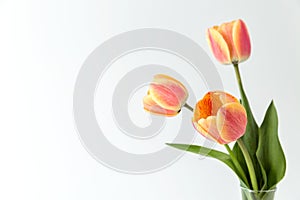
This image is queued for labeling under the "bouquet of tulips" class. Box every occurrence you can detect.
[143,19,286,200]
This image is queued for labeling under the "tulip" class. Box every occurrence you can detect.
[207,19,251,65]
[193,91,247,144]
[143,74,188,116]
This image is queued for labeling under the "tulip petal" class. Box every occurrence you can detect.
[217,21,240,63]
[149,74,188,111]
[193,91,238,122]
[232,19,251,63]
[153,74,188,104]
[207,28,231,64]
[194,116,227,144]
[218,91,239,104]
[149,84,181,111]
[143,95,178,116]
[216,102,247,143]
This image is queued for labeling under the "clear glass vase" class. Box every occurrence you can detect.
[241,187,276,200]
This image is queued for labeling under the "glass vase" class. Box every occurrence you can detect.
[241,187,276,200]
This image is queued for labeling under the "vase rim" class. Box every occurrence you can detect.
[240,186,277,193]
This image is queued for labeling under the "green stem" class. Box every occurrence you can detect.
[237,139,258,191]
[233,63,244,95]
[224,144,250,187]
[183,103,194,112]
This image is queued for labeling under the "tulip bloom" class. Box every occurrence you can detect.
[143,74,188,116]
[207,19,251,65]
[193,91,247,144]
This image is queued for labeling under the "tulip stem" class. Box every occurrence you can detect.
[233,64,248,101]
[233,64,245,95]
[183,103,194,112]
[237,139,259,191]
[224,144,250,188]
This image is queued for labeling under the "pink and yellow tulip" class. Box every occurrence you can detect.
[207,19,251,65]
[193,91,247,144]
[143,74,188,117]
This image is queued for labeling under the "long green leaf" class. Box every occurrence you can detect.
[256,101,286,189]
[167,143,233,168]
[233,93,263,187]
[166,143,249,183]
[257,157,268,190]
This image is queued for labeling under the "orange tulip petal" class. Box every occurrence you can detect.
[143,95,178,116]
[193,122,216,142]
[193,91,238,122]
[194,116,227,144]
[149,84,181,111]
[232,19,251,63]
[152,74,188,104]
[193,92,213,122]
[218,91,239,104]
[216,102,247,143]
[218,21,239,62]
[207,28,231,64]
[149,74,188,111]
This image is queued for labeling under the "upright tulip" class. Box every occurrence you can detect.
[143,74,188,117]
[207,19,251,65]
[193,91,247,144]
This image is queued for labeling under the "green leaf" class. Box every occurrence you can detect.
[166,143,233,168]
[239,95,259,156]
[232,65,266,189]
[256,101,286,189]
[166,143,246,182]
[257,157,268,190]
[232,89,263,188]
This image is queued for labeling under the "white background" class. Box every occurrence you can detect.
[1,0,299,199]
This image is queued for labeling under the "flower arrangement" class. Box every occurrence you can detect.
[142,19,286,200]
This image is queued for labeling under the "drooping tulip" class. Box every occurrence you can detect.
[207,19,251,65]
[143,74,188,117]
[193,91,247,144]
